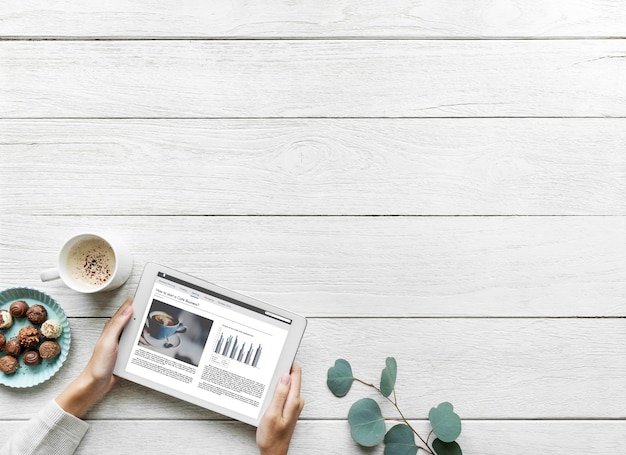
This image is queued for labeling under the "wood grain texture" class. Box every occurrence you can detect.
[0,420,624,454]
[1,215,624,318]
[2,0,625,38]
[2,119,625,216]
[2,40,626,118]
[0,318,623,420]
[1,0,625,451]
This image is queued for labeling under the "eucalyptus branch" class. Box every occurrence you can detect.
[352,376,434,454]
[327,357,462,455]
[383,388,433,454]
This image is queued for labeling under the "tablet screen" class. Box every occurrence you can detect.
[115,265,303,424]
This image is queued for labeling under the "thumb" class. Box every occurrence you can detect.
[101,298,133,343]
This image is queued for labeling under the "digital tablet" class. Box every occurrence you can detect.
[114,262,307,426]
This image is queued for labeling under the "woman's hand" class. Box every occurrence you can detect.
[56,297,134,418]
[256,363,305,455]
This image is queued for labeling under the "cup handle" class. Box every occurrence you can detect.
[40,268,60,282]
[177,325,187,334]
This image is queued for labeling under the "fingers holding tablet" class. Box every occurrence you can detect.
[257,363,304,455]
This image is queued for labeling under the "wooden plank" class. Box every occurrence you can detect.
[2,40,626,118]
[0,420,624,454]
[2,119,625,216]
[75,420,626,455]
[76,420,626,454]
[0,318,623,420]
[1,215,624,318]
[1,1,625,38]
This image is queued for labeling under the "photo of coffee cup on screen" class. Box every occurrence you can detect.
[148,311,186,340]
[139,300,213,367]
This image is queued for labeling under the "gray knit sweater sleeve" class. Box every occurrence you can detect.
[1,399,89,455]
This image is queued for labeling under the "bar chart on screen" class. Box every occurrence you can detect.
[213,328,263,368]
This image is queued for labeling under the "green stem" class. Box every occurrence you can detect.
[383,418,432,453]
[354,378,434,455]
[354,377,376,388]
[386,393,433,455]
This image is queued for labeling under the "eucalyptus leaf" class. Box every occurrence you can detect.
[380,357,398,398]
[348,398,386,447]
[383,424,418,455]
[327,359,354,397]
[433,439,462,455]
[428,402,461,443]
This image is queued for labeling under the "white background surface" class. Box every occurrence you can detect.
[1,1,625,453]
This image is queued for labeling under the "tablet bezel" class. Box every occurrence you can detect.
[113,262,307,426]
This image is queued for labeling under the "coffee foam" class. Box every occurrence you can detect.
[153,313,176,326]
[66,238,116,288]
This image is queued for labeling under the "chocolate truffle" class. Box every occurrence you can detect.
[0,309,13,329]
[6,338,22,357]
[26,304,48,325]
[0,333,5,352]
[39,340,61,359]
[0,355,19,374]
[9,300,29,318]
[23,350,41,366]
[41,319,63,339]
[18,326,41,348]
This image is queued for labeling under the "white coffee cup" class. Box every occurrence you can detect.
[40,233,133,293]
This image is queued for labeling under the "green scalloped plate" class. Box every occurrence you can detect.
[0,287,71,388]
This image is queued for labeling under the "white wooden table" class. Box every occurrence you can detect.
[1,2,625,453]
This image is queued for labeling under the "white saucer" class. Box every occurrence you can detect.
[142,327,181,350]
